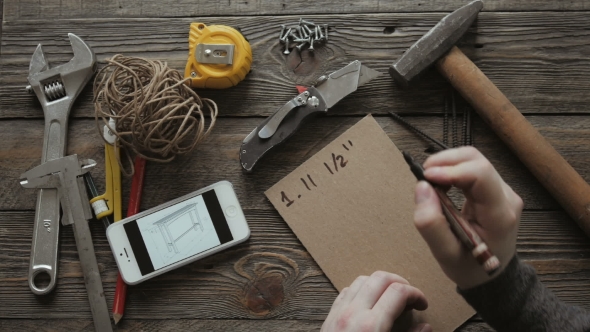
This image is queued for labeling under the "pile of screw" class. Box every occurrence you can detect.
[279,19,329,55]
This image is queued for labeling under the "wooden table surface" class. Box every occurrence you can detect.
[1,1,590,331]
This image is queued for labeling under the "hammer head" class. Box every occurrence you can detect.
[389,0,483,87]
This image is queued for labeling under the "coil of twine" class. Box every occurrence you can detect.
[93,54,218,175]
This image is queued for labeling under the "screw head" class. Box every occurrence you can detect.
[204,49,212,56]
[308,96,320,107]
[191,72,197,77]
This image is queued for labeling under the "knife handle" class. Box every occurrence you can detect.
[240,87,327,172]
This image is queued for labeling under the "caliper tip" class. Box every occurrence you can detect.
[19,176,41,188]
[81,159,97,169]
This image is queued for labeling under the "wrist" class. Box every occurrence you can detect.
[457,254,518,291]
[453,245,517,290]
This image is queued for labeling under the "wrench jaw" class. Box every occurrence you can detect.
[29,44,49,77]
[27,33,97,109]
[68,33,97,73]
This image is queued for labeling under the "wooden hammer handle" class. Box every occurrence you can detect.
[436,46,590,236]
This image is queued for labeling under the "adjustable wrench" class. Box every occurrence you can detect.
[20,155,113,332]
[25,34,96,294]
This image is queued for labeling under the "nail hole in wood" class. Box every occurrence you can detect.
[383,27,396,34]
[475,43,484,48]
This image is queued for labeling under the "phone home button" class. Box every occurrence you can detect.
[226,206,238,218]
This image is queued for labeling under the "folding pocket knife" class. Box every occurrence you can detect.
[240,60,381,172]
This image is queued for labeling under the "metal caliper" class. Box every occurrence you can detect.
[20,155,113,331]
[25,34,96,294]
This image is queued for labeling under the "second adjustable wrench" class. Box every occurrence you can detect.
[26,33,96,295]
[20,156,113,332]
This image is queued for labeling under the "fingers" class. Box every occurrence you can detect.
[423,158,506,208]
[423,146,480,168]
[326,273,429,332]
[413,181,463,262]
[330,287,348,311]
[372,282,428,323]
[340,276,368,304]
[351,271,410,309]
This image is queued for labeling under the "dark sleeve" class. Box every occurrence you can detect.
[458,255,590,332]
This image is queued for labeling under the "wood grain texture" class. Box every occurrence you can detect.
[0,319,324,332]
[2,12,590,118]
[0,319,499,332]
[2,115,589,212]
[0,0,3,53]
[3,0,590,20]
[1,210,589,323]
[3,1,590,330]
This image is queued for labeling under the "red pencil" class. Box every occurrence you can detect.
[113,156,147,324]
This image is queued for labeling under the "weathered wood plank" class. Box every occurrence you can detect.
[2,12,590,118]
[0,318,499,332]
[2,115,589,211]
[3,0,590,21]
[1,210,589,321]
[0,319,324,332]
[0,0,4,50]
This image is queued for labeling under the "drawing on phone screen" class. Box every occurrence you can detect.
[152,203,204,254]
[138,195,221,269]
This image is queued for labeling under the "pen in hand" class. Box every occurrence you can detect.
[403,151,500,275]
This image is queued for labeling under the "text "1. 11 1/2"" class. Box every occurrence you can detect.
[280,140,354,207]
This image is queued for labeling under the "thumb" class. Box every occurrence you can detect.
[413,181,462,262]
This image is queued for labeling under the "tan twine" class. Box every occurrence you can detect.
[93,54,218,175]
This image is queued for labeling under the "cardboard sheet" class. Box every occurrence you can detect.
[265,115,474,331]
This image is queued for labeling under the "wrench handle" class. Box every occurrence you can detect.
[28,189,60,294]
[42,116,69,161]
[29,113,70,295]
[436,46,590,235]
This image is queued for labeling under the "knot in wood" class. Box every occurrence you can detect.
[234,252,300,316]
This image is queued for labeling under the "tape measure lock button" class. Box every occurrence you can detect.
[196,44,235,65]
[185,23,252,89]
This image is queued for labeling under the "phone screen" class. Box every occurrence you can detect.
[123,189,234,275]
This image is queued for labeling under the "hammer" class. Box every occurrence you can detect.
[390,0,590,236]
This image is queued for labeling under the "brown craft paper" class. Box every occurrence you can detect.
[266,115,474,331]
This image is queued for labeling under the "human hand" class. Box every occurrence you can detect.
[321,271,431,332]
[413,147,522,290]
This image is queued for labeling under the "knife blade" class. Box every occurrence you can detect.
[239,60,381,172]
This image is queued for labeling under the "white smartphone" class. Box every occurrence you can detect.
[106,181,250,285]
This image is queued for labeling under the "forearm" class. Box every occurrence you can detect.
[459,255,590,332]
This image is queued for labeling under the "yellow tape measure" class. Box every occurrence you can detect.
[184,23,252,89]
